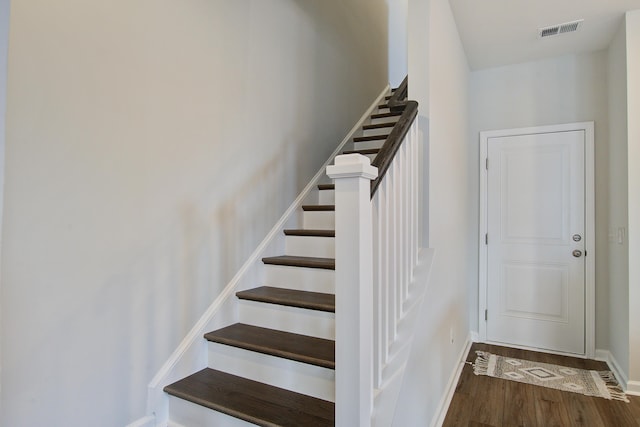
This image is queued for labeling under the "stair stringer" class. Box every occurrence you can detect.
[145,85,390,427]
[372,248,435,427]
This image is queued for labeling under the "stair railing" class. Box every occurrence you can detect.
[327,91,419,427]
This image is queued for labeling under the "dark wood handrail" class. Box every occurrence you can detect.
[387,76,408,112]
[370,99,418,197]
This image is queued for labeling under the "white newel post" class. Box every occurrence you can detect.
[326,154,378,427]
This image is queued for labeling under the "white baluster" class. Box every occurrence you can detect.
[397,147,406,306]
[414,122,420,261]
[410,124,417,273]
[402,146,408,300]
[389,162,399,340]
[372,192,383,387]
[394,160,402,325]
[381,176,391,365]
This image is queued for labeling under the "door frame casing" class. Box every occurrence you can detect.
[478,122,595,358]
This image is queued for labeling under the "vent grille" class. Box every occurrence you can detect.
[539,19,583,38]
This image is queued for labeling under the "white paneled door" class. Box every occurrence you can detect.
[485,130,586,355]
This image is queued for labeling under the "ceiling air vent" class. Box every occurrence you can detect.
[538,19,583,39]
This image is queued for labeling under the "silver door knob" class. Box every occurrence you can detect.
[573,250,583,258]
[572,234,582,242]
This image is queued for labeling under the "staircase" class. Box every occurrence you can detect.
[152,80,427,427]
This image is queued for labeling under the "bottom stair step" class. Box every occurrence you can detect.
[165,368,335,427]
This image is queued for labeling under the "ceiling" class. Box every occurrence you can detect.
[449,0,640,70]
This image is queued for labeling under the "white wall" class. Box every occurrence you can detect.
[0,0,388,425]
[469,52,610,349]
[388,0,408,87]
[0,0,9,405]
[393,0,471,424]
[607,20,630,380]
[625,9,640,389]
[407,0,429,117]
[407,0,430,246]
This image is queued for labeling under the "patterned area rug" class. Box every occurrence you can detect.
[473,351,629,403]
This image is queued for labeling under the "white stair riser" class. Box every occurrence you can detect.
[303,211,335,229]
[238,300,335,340]
[363,153,377,162]
[264,264,335,294]
[318,189,335,205]
[207,343,335,402]
[354,139,385,151]
[370,115,400,125]
[376,107,391,114]
[168,397,254,427]
[362,127,394,137]
[285,235,335,258]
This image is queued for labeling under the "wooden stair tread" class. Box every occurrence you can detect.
[371,111,402,120]
[363,122,396,130]
[262,255,335,270]
[317,184,334,190]
[343,148,380,155]
[164,368,335,427]
[302,204,335,211]
[378,103,389,109]
[205,323,335,369]
[284,229,335,237]
[353,134,389,142]
[236,286,335,312]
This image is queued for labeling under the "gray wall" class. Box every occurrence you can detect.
[394,0,472,423]
[0,0,388,424]
[388,0,409,86]
[625,9,640,388]
[469,51,610,349]
[607,19,629,379]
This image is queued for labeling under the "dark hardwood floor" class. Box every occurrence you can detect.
[443,343,640,426]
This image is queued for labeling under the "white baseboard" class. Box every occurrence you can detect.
[469,330,479,343]
[430,333,473,427]
[126,415,155,427]
[627,380,640,396]
[595,348,629,392]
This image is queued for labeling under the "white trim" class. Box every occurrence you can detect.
[0,0,11,399]
[145,85,391,426]
[478,122,596,358]
[126,416,155,427]
[478,132,488,342]
[595,348,630,392]
[627,381,640,396]
[430,334,473,427]
[584,122,596,359]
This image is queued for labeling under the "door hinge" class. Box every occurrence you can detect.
[485,309,488,321]
[485,158,489,170]
[585,250,587,257]
[485,233,488,245]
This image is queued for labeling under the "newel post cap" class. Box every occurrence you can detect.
[326,154,378,180]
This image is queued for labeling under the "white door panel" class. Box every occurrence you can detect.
[486,131,585,355]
